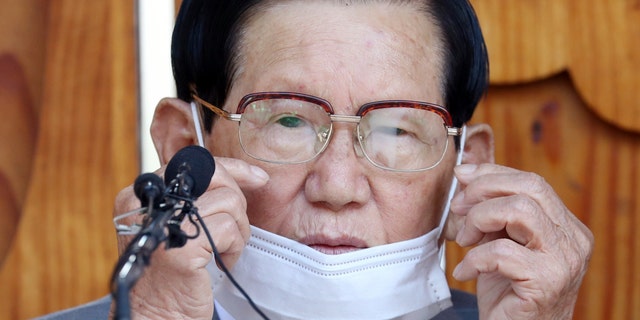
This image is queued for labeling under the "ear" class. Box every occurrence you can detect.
[441,123,494,242]
[461,123,495,165]
[150,98,200,165]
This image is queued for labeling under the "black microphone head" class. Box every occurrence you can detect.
[164,145,215,198]
[133,172,165,207]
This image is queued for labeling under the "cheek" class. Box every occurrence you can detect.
[243,166,307,233]
[209,122,302,230]
[379,147,458,241]
[378,176,450,241]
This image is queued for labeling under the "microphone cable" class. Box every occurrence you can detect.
[190,206,271,320]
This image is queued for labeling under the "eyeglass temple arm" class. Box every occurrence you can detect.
[191,94,242,122]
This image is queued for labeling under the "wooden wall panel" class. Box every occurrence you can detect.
[567,0,640,133]
[469,0,568,83]
[0,0,46,267]
[470,0,640,132]
[0,0,138,319]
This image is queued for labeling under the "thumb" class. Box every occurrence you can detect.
[214,157,270,190]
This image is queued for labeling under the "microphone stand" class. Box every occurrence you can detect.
[111,178,194,320]
[111,197,176,320]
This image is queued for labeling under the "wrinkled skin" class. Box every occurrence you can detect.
[445,164,593,319]
[110,2,593,319]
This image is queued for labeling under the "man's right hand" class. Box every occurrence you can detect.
[110,156,269,320]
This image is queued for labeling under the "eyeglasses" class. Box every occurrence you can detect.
[192,92,461,172]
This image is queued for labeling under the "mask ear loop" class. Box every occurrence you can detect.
[191,101,206,148]
[437,124,466,270]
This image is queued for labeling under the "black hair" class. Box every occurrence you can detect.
[171,0,489,131]
[424,0,489,128]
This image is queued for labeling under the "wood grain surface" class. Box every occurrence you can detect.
[0,0,44,268]
[0,0,138,318]
[470,0,640,132]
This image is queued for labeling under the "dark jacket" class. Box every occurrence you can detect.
[36,289,478,320]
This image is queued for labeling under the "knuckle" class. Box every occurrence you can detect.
[215,213,240,234]
[521,172,549,194]
[582,228,595,252]
[467,238,517,263]
[488,238,520,257]
[573,231,594,274]
[510,194,539,215]
[219,187,248,212]
[113,185,137,214]
[555,221,594,270]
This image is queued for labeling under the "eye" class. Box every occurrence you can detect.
[373,126,410,136]
[275,114,305,128]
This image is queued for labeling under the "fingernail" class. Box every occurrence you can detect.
[455,164,477,175]
[251,165,270,181]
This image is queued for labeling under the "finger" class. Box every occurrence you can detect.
[195,177,252,242]
[442,211,465,242]
[160,183,251,270]
[452,163,593,254]
[452,238,538,282]
[452,238,572,314]
[182,211,248,268]
[453,164,595,289]
[452,164,565,223]
[114,184,138,214]
[196,158,265,243]
[455,194,554,249]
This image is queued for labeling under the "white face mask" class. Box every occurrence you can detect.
[208,127,467,320]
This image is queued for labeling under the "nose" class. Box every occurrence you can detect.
[304,124,371,211]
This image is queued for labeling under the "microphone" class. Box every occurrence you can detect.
[164,145,215,198]
[112,145,215,235]
[133,173,165,208]
[163,145,215,248]
[113,173,164,235]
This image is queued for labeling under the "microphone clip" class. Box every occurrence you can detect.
[169,164,195,197]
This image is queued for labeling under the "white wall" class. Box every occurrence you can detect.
[137,0,176,172]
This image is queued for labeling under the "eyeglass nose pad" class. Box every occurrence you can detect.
[353,126,365,158]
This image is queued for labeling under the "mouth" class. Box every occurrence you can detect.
[307,244,362,254]
[301,235,368,255]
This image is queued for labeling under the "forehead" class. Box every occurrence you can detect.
[231,1,445,106]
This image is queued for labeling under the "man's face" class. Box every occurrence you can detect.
[208,1,457,253]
